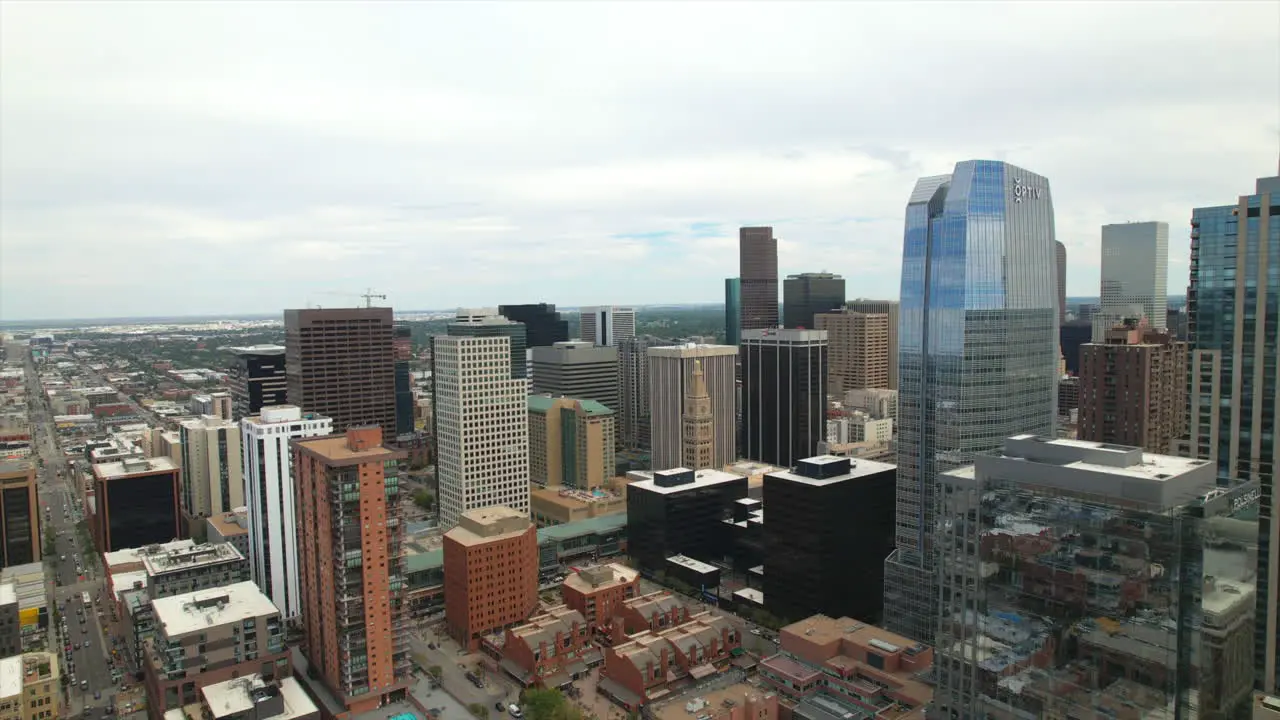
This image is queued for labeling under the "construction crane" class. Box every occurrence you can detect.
[306,289,387,309]
[361,288,387,308]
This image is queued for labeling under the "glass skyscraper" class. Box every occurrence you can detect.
[882,160,1060,644]
[724,278,741,345]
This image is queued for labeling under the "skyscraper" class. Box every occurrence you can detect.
[724,278,741,346]
[227,345,287,420]
[782,272,845,330]
[618,335,654,450]
[1093,221,1170,340]
[814,309,890,395]
[0,462,39,568]
[647,344,738,470]
[882,161,1060,644]
[447,309,527,380]
[740,328,828,468]
[578,306,636,347]
[284,307,396,444]
[530,341,620,413]
[1184,174,1280,694]
[1055,240,1067,325]
[498,303,570,348]
[739,227,779,331]
[393,323,414,436]
[845,299,900,390]
[433,335,530,529]
[680,361,715,470]
[178,415,243,539]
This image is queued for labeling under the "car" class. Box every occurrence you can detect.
[81,680,88,690]
[495,702,505,712]
[84,640,90,649]
[509,705,522,718]
[749,628,761,636]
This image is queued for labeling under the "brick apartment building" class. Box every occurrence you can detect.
[599,611,741,710]
[611,591,694,642]
[443,506,539,650]
[1079,320,1188,454]
[497,605,595,688]
[560,564,639,637]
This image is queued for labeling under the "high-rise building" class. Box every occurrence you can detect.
[1060,319,1093,374]
[578,307,636,347]
[434,335,530,529]
[284,307,396,444]
[1055,240,1067,325]
[0,462,38,568]
[393,323,414,436]
[528,396,616,489]
[178,415,243,539]
[498,304,570,348]
[618,336,654,450]
[625,468,747,573]
[883,161,1060,644]
[241,405,333,620]
[783,272,845,330]
[680,361,715,470]
[1079,320,1187,454]
[1093,221,1170,340]
[814,309,890,395]
[845,299,900,390]
[1184,174,1280,694]
[447,309,528,380]
[91,457,181,552]
[741,329,828,468]
[227,345,287,420]
[530,341,620,413]
[189,392,232,420]
[443,506,538,650]
[292,428,409,712]
[739,227,779,332]
[647,344,738,470]
[724,278,742,346]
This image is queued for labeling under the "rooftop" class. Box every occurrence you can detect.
[528,395,614,416]
[0,583,14,606]
[93,455,177,480]
[292,430,404,464]
[228,345,286,356]
[201,675,317,720]
[510,606,587,650]
[667,555,718,574]
[142,542,244,576]
[650,682,774,720]
[767,455,896,487]
[0,460,33,478]
[446,505,533,546]
[629,467,746,495]
[563,563,638,594]
[245,406,330,426]
[0,656,20,700]
[206,510,249,538]
[646,344,738,357]
[152,581,278,638]
[104,538,197,570]
[1005,435,1210,480]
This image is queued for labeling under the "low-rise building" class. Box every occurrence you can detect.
[162,675,318,720]
[612,591,693,641]
[498,606,593,688]
[0,566,47,651]
[599,611,740,710]
[561,564,639,636]
[204,508,250,560]
[141,541,249,598]
[0,652,59,720]
[530,484,625,528]
[0,586,19,659]
[648,683,777,720]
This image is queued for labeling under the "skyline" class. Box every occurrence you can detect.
[1,2,1277,320]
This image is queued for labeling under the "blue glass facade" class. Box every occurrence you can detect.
[724,277,741,346]
[883,160,1060,644]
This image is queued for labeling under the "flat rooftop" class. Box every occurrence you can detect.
[206,512,249,538]
[104,539,197,569]
[767,456,896,486]
[563,563,639,594]
[1006,435,1210,480]
[292,434,403,463]
[142,542,244,576]
[202,675,316,720]
[650,682,772,720]
[0,583,15,606]
[446,505,533,547]
[0,655,20,700]
[629,467,746,495]
[152,581,278,638]
[93,456,177,480]
[667,555,717,574]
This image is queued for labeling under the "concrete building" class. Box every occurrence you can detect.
[618,335,655,451]
[178,415,243,539]
[783,272,845,330]
[814,309,890,395]
[626,468,747,573]
[180,675,319,720]
[647,344,737,471]
[203,510,250,565]
[141,541,249,599]
[1079,320,1188,454]
[739,227,779,332]
[448,309,528,380]
[189,392,232,421]
[680,361,715,470]
[844,299,899,390]
[0,652,59,720]
[0,463,38,569]
[91,457,181,552]
[528,396,616,489]
[284,307,396,444]
[434,336,530,529]
[226,345,287,421]
[741,329,828,468]
[498,606,593,688]
[826,411,892,446]
[0,568,45,652]
[292,428,409,712]
[843,388,897,422]
[1094,221,1170,340]
[531,341,620,415]
[560,564,640,634]
[578,307,636,348]
[529,484,625,528]
[143,582,288,715]
[443,506,539,650]
[240,406,332,620]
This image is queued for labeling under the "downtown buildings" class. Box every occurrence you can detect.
[178,414,243,539]
[1094,221,1170,339]
[226,345,287,420]
[1079,320,1187,453]
[882,161,1060,644]
[0,462,38,569]
[844,299,900,390]
[499,303,570,349]
[530,341,620,414]
[782,272,845,330]
[814,308,891,396]
[578,307,636,347]
[740,329,828,468]
[447,309,528,381]
[647,344,738,471]
[739,227,779,332]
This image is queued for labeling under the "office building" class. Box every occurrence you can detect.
[1079,320,1187,453]
[528,396,616,489]
[578,307,636,347]
[393,323,414,436]
[741,329,828,468]
[739,227,779,332]
[843,388,897,422]
[0,585,18,658]
[618,336,654,450]
[0,652,59,720]
[783,272,845,330]
[241,406,332,620]
[1185,174,1280,694]
[560,564,640,633]
[932,435,1253,719]
[647,344,737,471]
[844,299,899,391]
[190,675,319,720]
[1094,221,1170,340]
[227,345,287,420]
[499,304,570,348]
[724,278,741,346]
[0,463,37,569]
[143,582,288,714]
[435,336,531,529]
[443,506,538,650]
[625,468,747,573]
[763,456,895,624]
[178,415,243,539]
[292,427,408,712]
[1055,240,1067,325]
[1060,319,1093,374]
[883,161,1060,644]
[91,457,181,552]
[204,508,250,560]
[530,341,620,413]
[814,309,890,395]
[448,309,528,380]
[284,307,396,444]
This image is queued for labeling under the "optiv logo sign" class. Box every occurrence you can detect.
[1012,177,1042,203]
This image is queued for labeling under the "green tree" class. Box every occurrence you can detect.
[468,704,489,720]
[413,489,434,511]
[427,665,442,680]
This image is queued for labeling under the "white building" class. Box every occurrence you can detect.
[826,411,893,445]
[578,306,636,347]
[1094,221,1169,340]
[433,335,530,529]
[240,405,331,620]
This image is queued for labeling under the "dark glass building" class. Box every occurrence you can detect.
[739,227,779,332]
[394,324,414,436]
[1060,319,1093,375]
[91,457,181,552]
[763,456,895,625]
[0,461,39,568]
[724,278,741,346]
[782,272,845,330]
[448,315,527,380]
[227,345,287,420]
[498,304,570,348]
[625,468,747,573]
[740,328,827,468]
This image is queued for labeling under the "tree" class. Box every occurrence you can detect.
[413,489,434,511]
[468,704,489,720]
[523,689,582,720]
[427,665,442,680]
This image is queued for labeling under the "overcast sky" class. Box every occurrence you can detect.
[1,2,1276,320]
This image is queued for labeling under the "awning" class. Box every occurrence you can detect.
[688,664,717,680]
[598,677,643,709]
[730,647,745,657]
[500,658,533,685]
[582,649,604,666]
[566,661,588,677]
[543,671,573,689]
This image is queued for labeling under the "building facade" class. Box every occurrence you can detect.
[434,336,531,529]
[393,323,414,436]
[578,307,636,348]
[1079,320,1188,453]
[741,329,828,469]
[883,161,1060,644]
[681,361,715,471]
[284,307,396,444]
[739,227,779,332]
[783,273,845,330]
[91,457,181,552]
[178,415,243,539]
[724,278,741,346]
[814,309,890,396]
[625,468,747,573]
[647,345,738,471]
[618,336,654,451]
[528,396,616,489]
[499,304,570,348]
[1094,221,1170,340]
[448,310,528,380]
[227,345,287,421]
[844,299,899,391]
[0,463,38,569]
[1055,240,1067,325]
[560,564,640,633]
[443,506,539,650]
[530,341,620,414]
[241,405,333,620]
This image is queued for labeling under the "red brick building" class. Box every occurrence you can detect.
[443,506,539,650]
[599,612,740,709]
[560,564,639,639]
[610,591,692,642]
[1079,320,1187,454]
[498,606,596,688]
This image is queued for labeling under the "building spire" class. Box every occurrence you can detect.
[681,360,715,470]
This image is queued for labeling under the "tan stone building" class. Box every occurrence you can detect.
[815,309,890,396]
[1080,320,1187,454]
[0,652,59,720]
[681,361,715,470]
[528,396,616,490]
